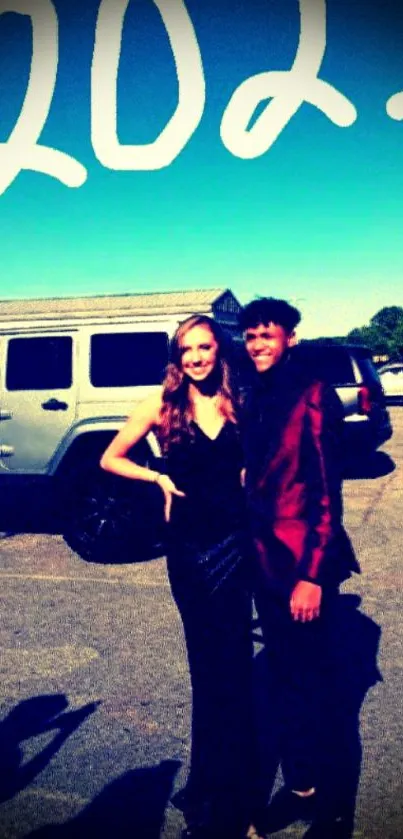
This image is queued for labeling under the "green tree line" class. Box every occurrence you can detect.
[312,306,403,361]
[346,306,403,361]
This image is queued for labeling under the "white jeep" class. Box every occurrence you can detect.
[0,289,241,561]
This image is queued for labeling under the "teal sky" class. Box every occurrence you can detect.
[1,0,403,337]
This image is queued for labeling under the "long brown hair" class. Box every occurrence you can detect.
[158,315,238,454]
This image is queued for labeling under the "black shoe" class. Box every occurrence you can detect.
[172,786,190,812]
[172,783,205,822]
[182,825,252,839]
[255,787,317,834]
[181,828,211,839]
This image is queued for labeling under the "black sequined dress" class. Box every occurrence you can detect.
[165,421,255,834]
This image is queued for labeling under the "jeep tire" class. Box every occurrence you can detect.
[60,437,165,563]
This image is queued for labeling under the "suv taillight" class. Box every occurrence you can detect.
[358,385,372,415]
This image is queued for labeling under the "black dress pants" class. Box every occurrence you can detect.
[167,533,256,834]
[254,585,335,793]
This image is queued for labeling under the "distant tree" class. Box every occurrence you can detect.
[370,306,403,337]
[346,325,389,355]
[300,336,343,345]
[389,319,403,360]
[304,307,403,361]
[346,328,366,346]
[346,306,403,361]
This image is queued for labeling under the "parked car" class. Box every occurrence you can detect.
[293,342,393,456]
[378,362,403,404]
[0,288,241,562]
[237,341,392,458]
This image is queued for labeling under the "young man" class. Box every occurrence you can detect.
[239,298,359,835]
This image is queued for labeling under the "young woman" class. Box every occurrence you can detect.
[100,315,256,839]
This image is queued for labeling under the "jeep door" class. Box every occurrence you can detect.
[0,332,77,473]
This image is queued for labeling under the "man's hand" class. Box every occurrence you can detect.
[290,580,322,622]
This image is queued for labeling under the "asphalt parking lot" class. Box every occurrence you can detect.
[0,408,402,838]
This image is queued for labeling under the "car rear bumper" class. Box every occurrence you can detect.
[343,412,393,452]
[384,394,403,405]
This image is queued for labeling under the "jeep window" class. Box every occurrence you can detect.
[6,336,73,391]
[90,332,169,387]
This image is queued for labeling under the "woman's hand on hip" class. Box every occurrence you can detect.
[156,474,185,522]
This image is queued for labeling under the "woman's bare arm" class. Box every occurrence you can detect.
[100,389,185,521]
[100,390,163,483]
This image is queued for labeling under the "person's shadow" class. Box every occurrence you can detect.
[252,593,382,837]
[343,450,395,480]
[27,759,181,838]
[0,694,99,803]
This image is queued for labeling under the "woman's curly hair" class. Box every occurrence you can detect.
[158,315,239,454]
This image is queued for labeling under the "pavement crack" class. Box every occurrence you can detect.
[361,470,397,526]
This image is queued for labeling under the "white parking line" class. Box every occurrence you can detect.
[0,572,169,586]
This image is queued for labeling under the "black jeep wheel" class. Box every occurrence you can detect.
[63,470,165,563]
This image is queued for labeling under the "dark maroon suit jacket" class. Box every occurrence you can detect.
[241,354,359,594]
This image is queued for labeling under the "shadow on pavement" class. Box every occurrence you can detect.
[27,759,181,839]
[252,593,382,837]
[343,450,395,480]
[0,695,99,803]
[0,479,165,564]
[0,481,63,536]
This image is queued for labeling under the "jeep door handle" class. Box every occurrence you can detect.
[0,409,12,420]
[42,398,69,411]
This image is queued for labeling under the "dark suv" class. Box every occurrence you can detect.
[294,342,393,455]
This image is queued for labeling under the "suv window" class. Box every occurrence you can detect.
[6,336,73,391]
[90,332,169,387]
[359,357,382,385]
[296,345,355,385]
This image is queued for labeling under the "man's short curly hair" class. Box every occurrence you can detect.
[238,297,301,334]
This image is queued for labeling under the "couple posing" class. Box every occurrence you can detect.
[101,297,358,839]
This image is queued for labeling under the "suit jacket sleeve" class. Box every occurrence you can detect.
[297,380,344,584]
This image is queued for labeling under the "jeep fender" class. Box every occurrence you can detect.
[49,418,161,477]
